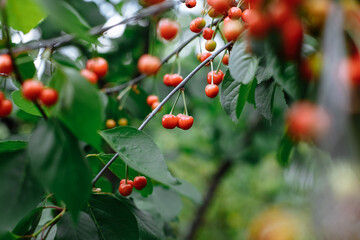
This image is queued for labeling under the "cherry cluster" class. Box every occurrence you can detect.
[106,118,128,129]
[147,94,161,110]
[21,79,58,107]
[118,176,147,197]
[162,113,194,130]
[81,57,109,84]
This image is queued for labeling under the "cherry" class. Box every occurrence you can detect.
[137,54,161,75]
[190,17,206,33]
[205,40,217,52]
[242,9,254,23]
[120,179,134,187]
[80,69,98,84]
[157,19,179,41]
[22,79,44,101]
[286,102,330,141]
[202,28,214,40]
[185,0,196,8]
[247,11,269,38]
[269,1,292,27]
[196,53,202,62]
[39,88,58,106]
[223,20,243,42]
[228,7,242,20]
[223,16,232,25]
[281,17,303,60]
[178,115,194,130]
[119,183,133,196]
[151,101,161,110]
[106,119,116,129]
[207,70,224,85]
[222,54,229,65]
[0,54,13,75]
[133,176,147,190]
[118,118,128,126]
[0,99,12,117]
[147,95,159,106]
[208,8,222,18]
[86,57,108,79]
[200,52,212,66]
[205,84,219,98]
[162,114,178,129]
[170,74,183,87]
[176,113,184,127]
[207,0,236,15]
[163,74,172,86]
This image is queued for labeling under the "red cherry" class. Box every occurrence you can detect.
[80,69,98,84]
[86,57,108,79]
[207,0,236,15]
[242,9,254,23]
[119,183,133,196]
[157,19,179,41]
[222,54,229,65]
[0,54,13,75]
[22,79,44,101]
[205,84,219,98]
[269,1,292,27]
[176,113,184,127]
[163,74,172,86]
[151,101,161,110]
[207,70,224,85]
[39,88,58,106]
[137,54,161,75]
[223,16,232,25]
[178,115,194,130]
[281,17,303,60]
[133,176,147,190]
[170,74,183,87]
[208,8,223,18]
[223,20,243,42]
[185,0,196,8]
[200,52,212,66]
[228,7,242,20]
[190,17,206,33]
[162,114,178,129]
[347,56,360,86]
[147,95,159,106]
[247,11,269,38]
[205,40,217,52]
[120,179,134,187]
[0,99,12,117]
[202,28,214,40]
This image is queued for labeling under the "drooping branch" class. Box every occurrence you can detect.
[91,41,234,186]
[103,19,222,94]
[1,0,48,120]
[0,1,178,55]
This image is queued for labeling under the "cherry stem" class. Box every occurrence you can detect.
[236,0,243,8]
[210,61,214,84]
[215,52,224,73]
[177,56,181,75]
[170,54,178,74]
[211,17,223,40]
[170,90,181,115]
[181,90,188,116]
[125,164,128,184]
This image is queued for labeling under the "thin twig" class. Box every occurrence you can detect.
[102,19,221,94]
[92,41,233,185]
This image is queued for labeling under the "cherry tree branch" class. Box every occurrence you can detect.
[103,19,222,94]
[92,41,233,186]
[0,1,178,55]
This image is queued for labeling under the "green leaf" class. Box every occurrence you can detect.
[277,133,294,167]
[87,194,139,240]
[50,66,105,151]
[273,61,301,100]
[6,0,46,33]
[15,53,36,79]
[0,140,27,153]
[169,179,202,204]
[0,232,16,240]
[0,150,43,232]
[11,90,46,117]
[55,212,99,240]
[229,41,259,84]
[12,207,43,236]
[255,79,276,122]
[36,0,95,43]
[255,62,273,84]
[125,87,152,120]
[99,127,179,186]
[87,154,153,197]
[28,119,92,217]
[220,71,256,122]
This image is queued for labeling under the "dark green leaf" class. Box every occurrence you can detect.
[0,232,16,240]
[169,179,202,204]
[255,63,273,84]
[87,154,153,197]
[11,90,47,117]
[236,79,257,118]
[87,194,139,240]
[15,54,36,79]
[12,207,43,236]
[277,133,294,167]
[255,79,276,122]
[50,66,105,150]
[0,150,43,232]
[64,0,106,27]
[99,127,179,186]
[273,62,301,100]
[55,212,99,240]
[0,140,27,153]
[229,41,259,84]
[6,0,46,33]
[125,87,152,120]
[28,119,92,217]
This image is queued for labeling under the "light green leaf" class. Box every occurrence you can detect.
[0,140,27,153]
[11,90,46,117]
